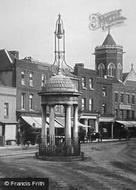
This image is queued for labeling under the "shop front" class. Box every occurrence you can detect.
[99,117,115,139]
[0,122,17,146]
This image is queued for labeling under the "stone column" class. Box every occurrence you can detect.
[73,105,79,155]
[111,122,114,139]
[41,105,47,146]
[65,104,71,146]
[84,119,88,137]
[49,105,55,147]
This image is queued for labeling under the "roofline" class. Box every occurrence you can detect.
[95,45,123,50]
[4,49,13,63]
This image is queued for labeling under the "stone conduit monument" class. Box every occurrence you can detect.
[37,15,81,160]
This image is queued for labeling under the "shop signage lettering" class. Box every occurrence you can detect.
[89,9,126,31]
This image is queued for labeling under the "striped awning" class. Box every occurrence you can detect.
[116,120,136,127]
[21,116,63,128]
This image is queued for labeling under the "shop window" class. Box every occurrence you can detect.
[115,109,118,118]
[120,110,124,120]
[126,110,130,119]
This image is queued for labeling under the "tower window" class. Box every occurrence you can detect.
[108,63,115,77]
[117,63,122,80]
[98,63,105,78]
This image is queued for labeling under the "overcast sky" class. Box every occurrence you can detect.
[0,0,136,72]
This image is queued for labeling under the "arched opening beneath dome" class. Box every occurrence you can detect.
[39,100,80,156]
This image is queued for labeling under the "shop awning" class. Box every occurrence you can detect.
[129,121,136,127]
[0,120,18,124]
[48,116,93,128]
[21,116,63,128]
[116,120,136,127]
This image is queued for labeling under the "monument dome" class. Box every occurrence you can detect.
[43,73,77,93]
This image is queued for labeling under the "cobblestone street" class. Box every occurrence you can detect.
[0,140,136,189]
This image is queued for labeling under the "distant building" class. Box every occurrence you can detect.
[74,32,136,138]
[0,84,17,145]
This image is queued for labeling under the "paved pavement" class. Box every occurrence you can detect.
[0,144,38,157]
[0,140,136,190]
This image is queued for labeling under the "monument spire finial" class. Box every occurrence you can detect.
[131,63,134,70]
[108,27,110,34]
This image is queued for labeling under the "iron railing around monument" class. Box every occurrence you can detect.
[38,138,81,157]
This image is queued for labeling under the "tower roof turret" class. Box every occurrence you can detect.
[102,33,116,46]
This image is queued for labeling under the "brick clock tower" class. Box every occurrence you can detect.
[95,32,124,81]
